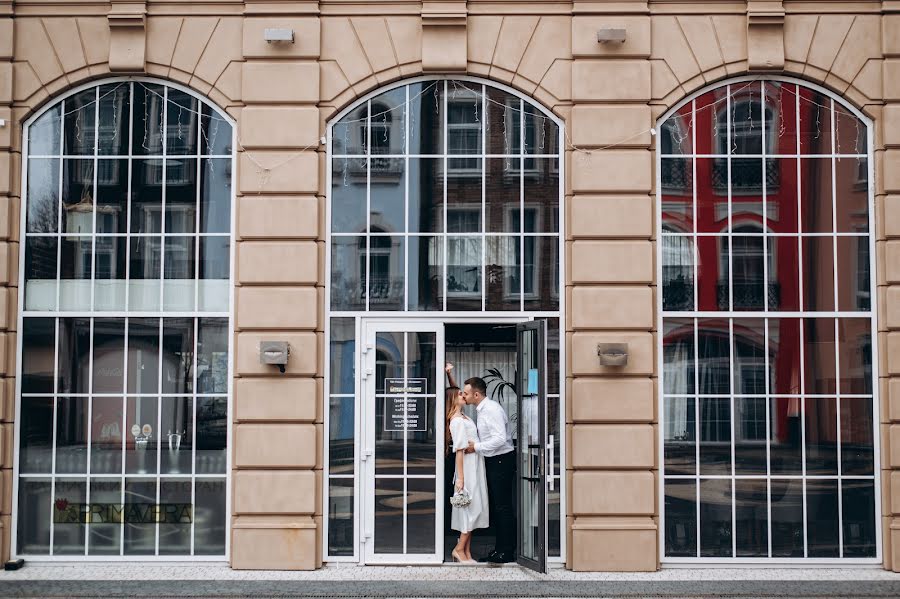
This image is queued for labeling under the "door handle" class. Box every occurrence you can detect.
[547,434,555,491]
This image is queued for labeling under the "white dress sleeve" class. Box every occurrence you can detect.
[449,417,469,453]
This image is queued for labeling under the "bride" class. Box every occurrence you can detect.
[445,363,489,563]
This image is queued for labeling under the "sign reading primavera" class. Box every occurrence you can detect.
[384,378,427,432]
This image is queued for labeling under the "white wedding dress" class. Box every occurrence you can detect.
[449,415,489,533]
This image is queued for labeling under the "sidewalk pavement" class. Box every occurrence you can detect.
[0,563,899,597]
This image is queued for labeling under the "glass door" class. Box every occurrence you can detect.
[362,321,444,564]
[516,320,547,573]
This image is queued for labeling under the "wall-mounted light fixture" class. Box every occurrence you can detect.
[260,341,290,373]
[264,28,295,43]
[597,343,628,367]
[597,27,627,44]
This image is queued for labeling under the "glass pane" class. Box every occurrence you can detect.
[93,236,127,311]
[837,236,870,312]
[95,159,127,233]
[333,103,368,155]
[370,87,406,155]
[59,236,92,311]
[661,159,694,234]
[329,317,355,395]
[798,88,832,154]
[523,236,558,311]
[98,83,130,156]
[327,478,354,556]
[699,478,732,557]
[22,318,55,393]
[834,159,868,233]
[194,478,226,555]
[165,159,198,233]
[330,236,366,311]
[125,397,158,475]
[767,235,800,310]
[664,397,695,475]
[406,477,436,554]
[132,83,165,155]
[765,157,798,234]
[30,105,61,155]
[733,318,766,395]
[17,479,51,554]
[128,318,160,394]
[123,478,157,554]
[329,396,354,475]
[408,235,443,311]
[447,81,481,155]
[485,235,519,311]
[370,167,405,235]
[835,102,866,155]
[331,158,367,234]
[368,236,403,311]
[696,236,727,311]
[88,478,121,555]
[446,236,481,310]
[198,237,230,309]
[57,317,91,394]
[55,396,87,473]
[128,235,161,311]
[408,157,444,233]
[695,158,727,233]
[663,318,695,395]
[447,160,482,233]
[163,236,195,312]
[524,103,558,154]
[373,478,403,553]
[408,330,435,396]
[841,397,874,475]
[24,237,58,311]
[64,89,96,155]
[61,159,94,235]
[408,80,443,155]
[799,158,833,233]
[699,397,731,475]
[196,397,227,474]
[765,82,798,155]
[159,479,192,555]
[92,318,125,393]
[805,397,838,475]
[19,397,54,473]
[768,318,800,395]
[198,318,228,394]
[837,317,872,394]
[486,157,520,233]
[697,319,730,395]
[729,159,764,231]
[374,400,403,476]
[734,479,768,557]
[770,479,804,557]
[842,480,876,557]
[53,478,86,555]
[802,236,835,311]
[199,158,231,233]
[547,318,560,395]
[803,318,836,394]
[806,479,840,557]
[661,101,693,155]
[486,87,519,155]
[132,159,163,234]
[662,236,694,311]
[731,85,764,155]
[734,397,766,475]
[27,158,60,233]
[664,479,697,557]
[406,414,436,470]
[162,318,193,394]
[91,396,123,474]
[166,90,199,155]
[161,397,193,474]
[730,236,764,310]
[770,397,802,475]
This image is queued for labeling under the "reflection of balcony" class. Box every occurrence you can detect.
[370,155,404,178]
[717,281,781,309]
[661,158,692,192]
[712,158,780,193]
[368,275,403,303]
[663,277,694,311]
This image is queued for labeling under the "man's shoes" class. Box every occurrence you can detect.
[477,550,498,563]
[485,551,515,564]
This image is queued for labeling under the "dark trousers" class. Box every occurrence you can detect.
[484,451,516,555]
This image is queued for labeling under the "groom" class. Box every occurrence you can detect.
[462,376,516,564]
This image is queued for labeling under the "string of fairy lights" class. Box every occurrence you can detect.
[33,77,866,194]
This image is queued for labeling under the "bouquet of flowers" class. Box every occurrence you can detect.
[450,487,472,508]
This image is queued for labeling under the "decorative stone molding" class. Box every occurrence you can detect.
[746,0,785,71]
[421,1,466,72]
[107,0,146,72]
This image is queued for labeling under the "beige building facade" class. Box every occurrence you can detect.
[2,0,900,573]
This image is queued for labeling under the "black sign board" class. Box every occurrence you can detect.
[384,378,427,432]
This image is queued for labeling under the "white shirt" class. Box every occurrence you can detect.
[473,398,514,457]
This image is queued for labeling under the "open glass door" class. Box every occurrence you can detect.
[516,320,547,573]
[362,321,444,564]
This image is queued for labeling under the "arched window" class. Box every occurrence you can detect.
[659,78,877,562]
[17,80,234,559]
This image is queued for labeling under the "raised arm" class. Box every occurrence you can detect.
[445,362,457,389]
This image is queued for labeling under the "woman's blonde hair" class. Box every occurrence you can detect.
[445,386,461,455]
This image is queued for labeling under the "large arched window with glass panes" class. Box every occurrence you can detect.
[658,77,878,562]
[15,79,234,559]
